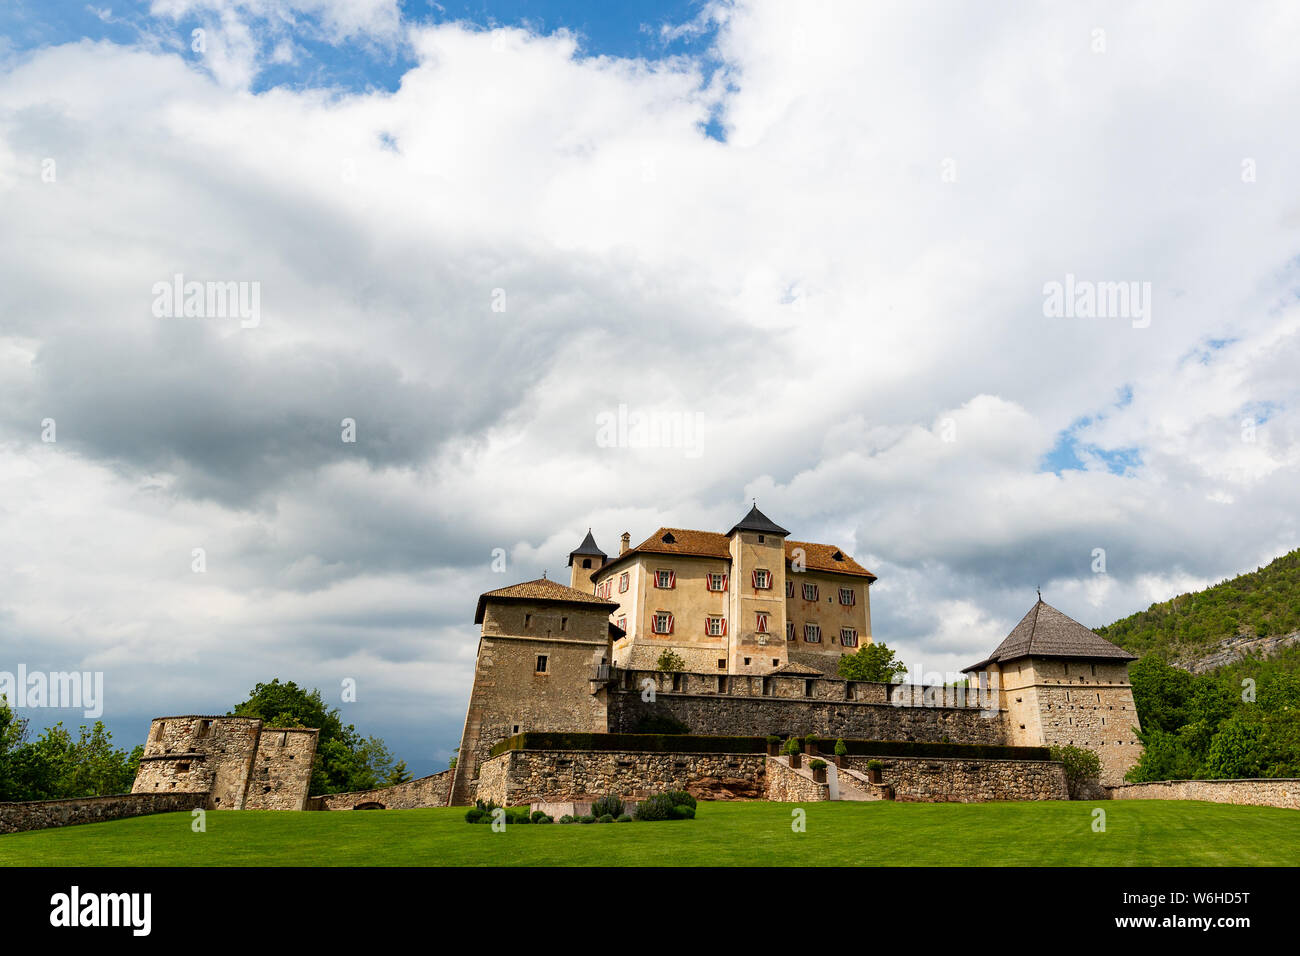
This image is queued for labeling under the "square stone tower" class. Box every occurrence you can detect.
[963,598,1143,785]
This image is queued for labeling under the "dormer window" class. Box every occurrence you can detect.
[752,569,772,590]
[832,550,844,561]
[662,532,676,544]
[655,569,676,589]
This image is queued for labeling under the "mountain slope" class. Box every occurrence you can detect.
[1095,548,1300,663]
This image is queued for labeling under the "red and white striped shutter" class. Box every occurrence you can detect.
[704,617,710,635]
[722,573,729,591]
[668,613,675,634]
[722,617,728,636]
[668,570,676,589]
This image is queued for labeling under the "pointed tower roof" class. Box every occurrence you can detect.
[962,599,1137,672]
[725,503,790,537]
[566,529,607,566]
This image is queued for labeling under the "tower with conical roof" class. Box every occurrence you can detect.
[725,502,791,675]
[963,597,1142,786]
[567,530,607,591]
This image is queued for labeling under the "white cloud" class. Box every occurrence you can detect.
[3,2,1300,771]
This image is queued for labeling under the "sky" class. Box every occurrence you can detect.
[2,1,1299,777]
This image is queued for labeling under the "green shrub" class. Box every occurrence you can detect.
[598,814,615,823]
[634,794,675,821]
[834,738,848,756]
[590,794,625,818]
[510,810,531,824]
[616,814,632,823]
[866,760,883,770]
[783,738,801,755]
[1050,745,1103,798]
[464,808,484,823]
[809,759,827,770]
[766,735,781,744]
[668,804,695,820]
[665,790,696,810]
[558,814,575,824]
[656,649,686,672]
[530,810,551,824]
[580,814,596,824]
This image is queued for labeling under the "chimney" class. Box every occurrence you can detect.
[620,532,630,555]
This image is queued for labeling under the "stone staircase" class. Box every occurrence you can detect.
[835,765,886,801]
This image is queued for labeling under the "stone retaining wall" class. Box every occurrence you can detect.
[764,756,829,802]
[476,750,766,805]
[842,755,1068,802]
[313,771,453,810]
[1108,778,1300,810]
[0,792,208,835]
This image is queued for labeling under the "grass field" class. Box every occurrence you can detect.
[2,800,1297,866]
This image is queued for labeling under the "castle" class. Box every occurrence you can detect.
[120,506,1145,816]
[445,507,1145,805]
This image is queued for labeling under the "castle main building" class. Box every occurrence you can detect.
[569,505,877,676]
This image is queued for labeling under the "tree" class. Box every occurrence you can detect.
[0,700,140,800]
[836,642,908,683]
[230,679,402,795]
[655,650,686,672]
[1048,745,1101,798]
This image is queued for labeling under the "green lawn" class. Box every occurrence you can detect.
[2,800,1296,866]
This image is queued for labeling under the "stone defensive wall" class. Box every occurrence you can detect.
[607,668,1006,746]
[1108,778,1300,810]
[0,792,208,835]
[312,771,453,810]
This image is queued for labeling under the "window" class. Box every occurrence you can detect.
[756,612,769,633]
[706,616,727,637]
[560,616,568,631]
[717,659,727,669]
[524,613,532,627]
[786,579,795,598]
[786,620,795,641]
[757,535,764,543]
[535,655,548,673]
[708,572,727,592]
[839,587,855,606]
[596,580,612,599]
[802,582,819,601]
[653,611,674,634]
[655,569,676,589]
[177,762,190,772]
[197,719,212,737]
[752,569,772,590]
[840,628,858,647]
[617,615,627,631]
[582,558,592,569]
[804,623,821,643]
[619,572,629,593]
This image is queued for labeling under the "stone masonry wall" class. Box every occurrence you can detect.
[243,728,318,810]
[315,771,453,810]
[764,756,829,802]
[842,755,1067,802]
[609,681,1006,746]
[1108,778,1300,810]
[0,792,207,835]
[476,750,767,805]
[132,716,263,808]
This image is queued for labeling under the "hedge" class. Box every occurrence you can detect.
[488,732,1051,762]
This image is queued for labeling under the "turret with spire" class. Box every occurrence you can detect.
[567,529,607,591]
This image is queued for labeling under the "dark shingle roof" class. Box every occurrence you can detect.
[726,504,790,537]
[962,599,1137,672]
[475,577,618,623]
[567,529,607,566]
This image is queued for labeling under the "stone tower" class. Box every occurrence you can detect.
[963,598,1142,786]
[567,529,607,591]
[446,578,621,806]
[725,504,791,675]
